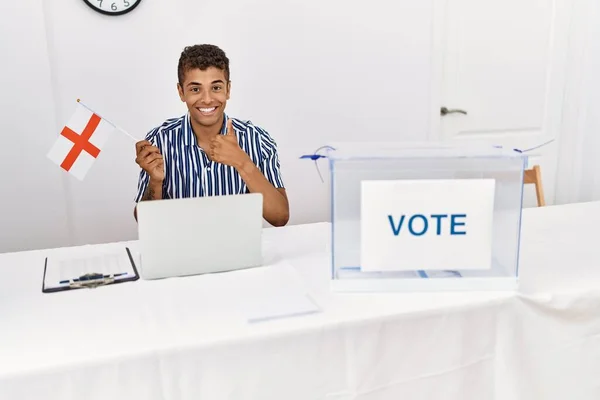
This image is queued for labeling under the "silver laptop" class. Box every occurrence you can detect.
[135,193,263,280]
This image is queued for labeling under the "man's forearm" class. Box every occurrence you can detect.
[141,180,163,201]
[236,159,289,227]
[134,180,163,221]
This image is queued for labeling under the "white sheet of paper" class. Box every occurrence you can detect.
[240,262,321,323]
[44,248,136,289]
[360,179,495,271]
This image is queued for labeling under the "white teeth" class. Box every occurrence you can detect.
[199,107,216,112]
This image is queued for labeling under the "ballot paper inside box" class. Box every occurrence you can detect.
[325,142,527,292]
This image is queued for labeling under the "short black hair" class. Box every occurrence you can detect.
[177,44,230,86]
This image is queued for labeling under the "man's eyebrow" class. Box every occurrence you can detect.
[186,80,225,86]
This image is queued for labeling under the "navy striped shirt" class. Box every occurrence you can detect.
[134,113,284,202]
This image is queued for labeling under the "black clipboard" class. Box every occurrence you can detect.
[42,247,140,293]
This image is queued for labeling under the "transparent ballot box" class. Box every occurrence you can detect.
[327,143,527,292]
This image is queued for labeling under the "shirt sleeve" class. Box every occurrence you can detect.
[256,126,285,189]
[134,127,168,202]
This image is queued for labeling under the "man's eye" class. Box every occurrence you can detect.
[212,86,222,91]
[191,87,199,92]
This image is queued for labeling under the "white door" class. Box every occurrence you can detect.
[431,0,573,207]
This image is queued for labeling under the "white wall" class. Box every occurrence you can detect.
[0,2,71,253]
[555,0,600,204]
[1,0,436,252]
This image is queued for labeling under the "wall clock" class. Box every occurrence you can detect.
[83,0,142,16]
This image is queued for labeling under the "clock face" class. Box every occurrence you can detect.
[83,0,142,16]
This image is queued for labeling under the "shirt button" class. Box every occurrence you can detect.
[207,167,211,171]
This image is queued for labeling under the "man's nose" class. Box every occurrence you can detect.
[200,91,212,104]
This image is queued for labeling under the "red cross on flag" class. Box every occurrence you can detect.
[47,101,116,180]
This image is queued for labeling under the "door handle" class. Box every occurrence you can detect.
[440,107,467,116]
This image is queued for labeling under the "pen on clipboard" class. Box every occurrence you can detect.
[59,272,128,284]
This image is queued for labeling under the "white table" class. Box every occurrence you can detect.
[1,202,600,400]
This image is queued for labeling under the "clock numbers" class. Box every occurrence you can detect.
[89,0,137,14]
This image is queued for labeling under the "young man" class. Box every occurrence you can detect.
[134,44,289,226]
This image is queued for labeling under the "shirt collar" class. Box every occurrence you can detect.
[182,112,229,146]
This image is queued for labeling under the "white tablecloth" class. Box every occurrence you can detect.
[1,202,600,400]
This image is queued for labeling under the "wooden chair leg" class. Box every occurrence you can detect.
[533,165,545,207]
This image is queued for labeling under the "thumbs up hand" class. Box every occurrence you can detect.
[209,119,249,169]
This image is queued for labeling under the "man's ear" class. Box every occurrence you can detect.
[226,81,231,100]
[177,83,185,102]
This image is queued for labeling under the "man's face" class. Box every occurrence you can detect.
[177,67,230,129]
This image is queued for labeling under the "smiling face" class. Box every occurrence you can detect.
[177,67,231,131]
